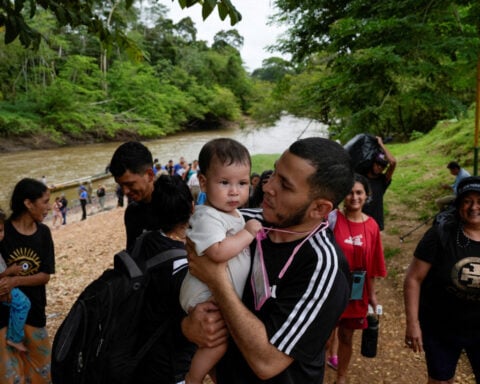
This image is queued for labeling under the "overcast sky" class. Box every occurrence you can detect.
[159,0,289,71]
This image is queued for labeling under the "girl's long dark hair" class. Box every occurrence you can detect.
[10,178,48,220]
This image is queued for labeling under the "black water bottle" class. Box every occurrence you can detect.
[361,314,379,358]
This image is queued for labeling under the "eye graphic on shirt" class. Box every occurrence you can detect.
[8,247,41,275]
[451,257,480,296]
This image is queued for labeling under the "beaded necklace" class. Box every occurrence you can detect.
[456,225,471,248]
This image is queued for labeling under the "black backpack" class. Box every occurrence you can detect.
[51,233,187,384]
[96,188,105,198]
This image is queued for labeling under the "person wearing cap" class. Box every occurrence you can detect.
[435,161,471,211]
[362,136,396,231]
[404,176,480,383]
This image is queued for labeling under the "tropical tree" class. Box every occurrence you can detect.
[271,0,480,140]
[0,3,253,142]
[251,57,295,82]
[0,0,241,49]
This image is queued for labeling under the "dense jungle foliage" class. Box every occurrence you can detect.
[0,2,254,145]
[253,0,480,142]
[1,0,479,147]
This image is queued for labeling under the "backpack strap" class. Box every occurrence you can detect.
[113,231,156,278]
[114,251,143,279]
[131,247,188,367]
[145,248,187,270]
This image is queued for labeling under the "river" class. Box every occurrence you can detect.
[0,115,328,210]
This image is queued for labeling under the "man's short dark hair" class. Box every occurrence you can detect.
[109,141,153,178]
[447,161,460,170]
[289,137,354,207]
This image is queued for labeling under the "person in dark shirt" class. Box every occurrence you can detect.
[109,141,159,252]
[362,136,396,231]
[0,178,55,383]
[59,194,68,225]
[133,175,196,384]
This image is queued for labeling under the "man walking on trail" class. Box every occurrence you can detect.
[434,161,470,211]
[109,141,159,252]
[362,136,396,231]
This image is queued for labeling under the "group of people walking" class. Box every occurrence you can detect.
[0,134,478,384]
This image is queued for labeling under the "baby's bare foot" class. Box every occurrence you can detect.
[6,340,27,352]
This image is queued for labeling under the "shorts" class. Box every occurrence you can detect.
[422,328,480,381]
[338,316,368,330]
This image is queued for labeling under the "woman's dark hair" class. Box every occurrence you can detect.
[248,170,273,208]
[353,173,371,197]
[151,175,193,233]
[10,178,48,220]
[0,208,6,224]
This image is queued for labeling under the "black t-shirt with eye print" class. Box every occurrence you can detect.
[0,220,55,328]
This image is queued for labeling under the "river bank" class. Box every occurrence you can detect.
[45,195,475,384]
[0,130,163,153]
[0,116,246,153]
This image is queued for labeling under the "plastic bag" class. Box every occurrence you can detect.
[343,133,380,175]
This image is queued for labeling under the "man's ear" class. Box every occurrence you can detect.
[145,167,155,182]
[309,198,333,220]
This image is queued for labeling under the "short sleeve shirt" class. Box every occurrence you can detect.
[217,208,351,384]
[414,225,480,336]
[0,220,55,327]
[333,211,387,318]
[180,205,250,311]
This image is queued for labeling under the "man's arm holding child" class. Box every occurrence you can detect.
[187,249,293,380]
[181,301,229,348]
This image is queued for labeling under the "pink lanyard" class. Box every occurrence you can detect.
[263,221,329,278]
[251,220,329,311]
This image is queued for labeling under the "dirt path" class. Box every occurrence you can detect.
[46,199,476,383]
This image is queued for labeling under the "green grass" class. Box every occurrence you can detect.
[251,154,278,175]
[384,247,401,260]
[387,108,477,220]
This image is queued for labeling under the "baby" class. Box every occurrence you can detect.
[180,138,262,384]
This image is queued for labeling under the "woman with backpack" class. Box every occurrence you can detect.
[404,176,480,383]
[132,174,198,383]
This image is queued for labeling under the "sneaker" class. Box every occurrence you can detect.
[327,355,338,370]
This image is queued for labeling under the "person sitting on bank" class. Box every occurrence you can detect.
[435,161,471,211]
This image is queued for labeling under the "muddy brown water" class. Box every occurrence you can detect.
[0,116,328,210]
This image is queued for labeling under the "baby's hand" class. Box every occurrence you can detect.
[5,264,23,276]
[245,219,263,238]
